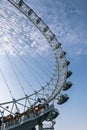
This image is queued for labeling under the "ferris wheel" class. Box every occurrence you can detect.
[0,0,72,130]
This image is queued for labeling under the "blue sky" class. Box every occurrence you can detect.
[0,0,87,130]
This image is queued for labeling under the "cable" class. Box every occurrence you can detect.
[0,67,13,99]
[2,44,26,96]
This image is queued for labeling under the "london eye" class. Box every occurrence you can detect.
[0,0,72,130]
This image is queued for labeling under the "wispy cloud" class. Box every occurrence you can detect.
[0,0,87,57]
[0,0,50,57]
[25,0,87,57]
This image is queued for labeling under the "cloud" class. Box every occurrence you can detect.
[25,0,87,57]
[0,0,87,58]
[0,0,51,57]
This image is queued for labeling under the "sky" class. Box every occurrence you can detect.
[0,0,87,130]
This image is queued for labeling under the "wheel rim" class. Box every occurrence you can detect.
[0,0,69,116]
